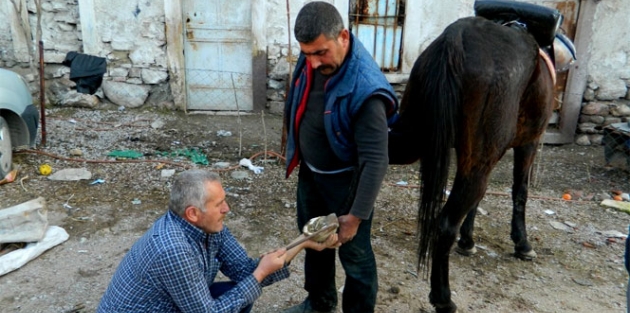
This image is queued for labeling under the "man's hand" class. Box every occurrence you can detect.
[306,233,340,251]
[338,214,361,244]
[253,249,286,282]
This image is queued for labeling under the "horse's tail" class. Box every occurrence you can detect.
[415,25,464,274]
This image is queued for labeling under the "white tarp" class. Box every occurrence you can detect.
[0,226,69,276]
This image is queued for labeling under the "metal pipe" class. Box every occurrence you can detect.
[38,40,46,146]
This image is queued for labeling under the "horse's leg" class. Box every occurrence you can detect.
[455,204,480,256]
[430,170,492,313]
[511,143,538,260]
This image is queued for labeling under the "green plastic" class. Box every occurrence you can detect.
[108,150,144,159]
[158,149,209,165]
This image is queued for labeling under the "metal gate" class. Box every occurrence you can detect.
[182,0,253,111]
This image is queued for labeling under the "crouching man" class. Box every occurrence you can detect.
[98,169,339,313]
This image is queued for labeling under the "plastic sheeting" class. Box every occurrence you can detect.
[0,226,69,276]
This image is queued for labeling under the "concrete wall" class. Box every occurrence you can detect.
[587,0,629,101]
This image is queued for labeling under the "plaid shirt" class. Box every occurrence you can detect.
[97,210,290,313]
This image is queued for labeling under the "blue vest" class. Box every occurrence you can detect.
[284,34,398,177]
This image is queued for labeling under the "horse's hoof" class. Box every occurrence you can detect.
[434,301,457,313]
[454,245,477,256]
[514,249,537,261]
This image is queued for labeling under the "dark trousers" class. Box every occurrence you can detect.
[297,166,378,313]
[210,282,253,313]
[625,226,630,312]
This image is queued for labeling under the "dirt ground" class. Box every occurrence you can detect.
[1,107,629,313]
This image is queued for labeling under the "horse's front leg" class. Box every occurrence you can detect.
[511,144,538,260]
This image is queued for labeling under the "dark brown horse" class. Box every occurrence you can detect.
[388,15,556,313]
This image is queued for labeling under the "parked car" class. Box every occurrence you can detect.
[0,69,39,177]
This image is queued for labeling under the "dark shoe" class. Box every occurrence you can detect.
[281,299,335,313]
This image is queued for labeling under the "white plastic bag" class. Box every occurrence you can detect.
[0,226,69,276]
[239,158,264,174]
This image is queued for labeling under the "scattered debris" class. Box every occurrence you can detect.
[549,221,573,232]
[69,148,83,156]
[544,209,555,215]
[572,278,594,287]
[63,194,74,210]
[131,199,142,205]
[230,170,249,180]
[216,130,232,137]
[0,168,18,185]
[213,162,231,169]
[150,119,165,129]
[597,230,627,239]
[161,169,176,178]
[564,221,577,228]
[48,168,92,181]
[600,199,630,214]
[90,179,105,185]
[239,158,263,174]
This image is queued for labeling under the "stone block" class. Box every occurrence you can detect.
[581,102,609,115]
[0,198,47,244]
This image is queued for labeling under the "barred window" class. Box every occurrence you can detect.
[349,0,406,72]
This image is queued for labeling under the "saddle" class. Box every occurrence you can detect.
[474,0,576,74]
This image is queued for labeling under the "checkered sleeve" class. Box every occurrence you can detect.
[218,229,290,287]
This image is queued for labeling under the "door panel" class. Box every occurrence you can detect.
[183,0,253,111]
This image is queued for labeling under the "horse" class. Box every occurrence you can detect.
[388,15,557,313]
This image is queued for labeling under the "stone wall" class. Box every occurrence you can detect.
[0,0,172,110]
[576,82,630,146]
[574,0,630,146]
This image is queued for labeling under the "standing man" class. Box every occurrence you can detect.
[283,2,398,313]
[98,169,338,313]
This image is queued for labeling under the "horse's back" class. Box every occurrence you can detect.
[443,17,539,96]
[429,16,549,149]
[391,16,553,164]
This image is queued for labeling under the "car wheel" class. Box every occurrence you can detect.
[0,116,12,178]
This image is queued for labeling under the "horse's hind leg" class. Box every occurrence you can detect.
[511,144,538,260]
[455,204,481,256]
[430,171,492,313]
